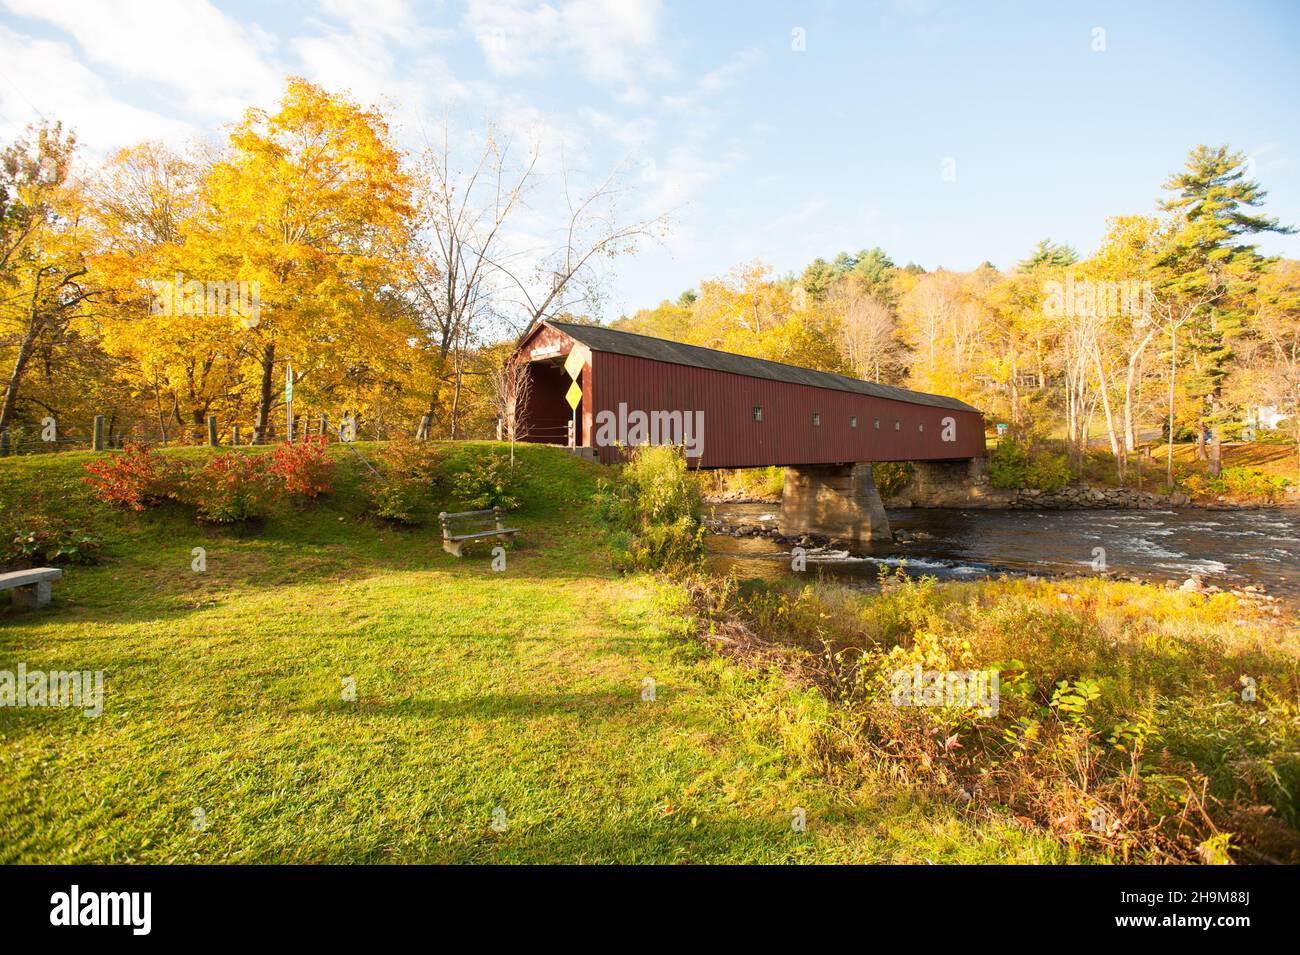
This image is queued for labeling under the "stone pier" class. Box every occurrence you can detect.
[780,462,892,543]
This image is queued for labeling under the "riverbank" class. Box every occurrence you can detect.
[707,482,1300,510]
[685,569,1300,864]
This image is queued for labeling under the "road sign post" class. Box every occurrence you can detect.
[285,363,294,444]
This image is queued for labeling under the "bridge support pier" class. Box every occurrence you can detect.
[780,462,892,544]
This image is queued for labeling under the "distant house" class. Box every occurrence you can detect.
[1242,405,1291,439]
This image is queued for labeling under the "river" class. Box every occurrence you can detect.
[706,502,1300,602]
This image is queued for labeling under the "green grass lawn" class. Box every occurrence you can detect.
[0,442,1061,863]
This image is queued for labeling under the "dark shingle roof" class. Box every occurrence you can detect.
[545,320,980,413]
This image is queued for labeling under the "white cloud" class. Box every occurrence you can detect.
[319,0,421,44]
[463,0,664,94]
[578,107,654,148]
[0,0,282,120]
[769,196,830,231]
[662,46,764,112]
[0,25,198,156]
[639,144,733,215]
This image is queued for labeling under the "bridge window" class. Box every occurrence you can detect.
[873,418,880,429]
[894,420,901,430]
[753,406,763,422]
[918,423,924,432]
[850,416,858,428]
[812,413,821,426]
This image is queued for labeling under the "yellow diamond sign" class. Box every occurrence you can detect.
[564,349,585,380]
[565,381,583,410]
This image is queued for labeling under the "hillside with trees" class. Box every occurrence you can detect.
[619,148,1299,490]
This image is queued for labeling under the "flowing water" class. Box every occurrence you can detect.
[707,502,1300,603]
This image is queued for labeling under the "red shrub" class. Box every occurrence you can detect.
[187,452,281,523]
[82,441,178,510]
[270,437,335,499]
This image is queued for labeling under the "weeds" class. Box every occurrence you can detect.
[685,569,1300,863]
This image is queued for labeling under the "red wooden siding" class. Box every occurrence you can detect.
[514,323,986,469]
[589,351,985,468]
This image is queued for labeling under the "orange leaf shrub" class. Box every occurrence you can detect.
[270,436,335,499]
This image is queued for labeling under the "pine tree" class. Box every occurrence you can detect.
[1158,145,1295,474]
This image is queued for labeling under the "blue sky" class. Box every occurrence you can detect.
[2,0,1298,320]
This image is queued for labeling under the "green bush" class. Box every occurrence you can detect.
[1215,467,1291,502]
[989,431,1073,492]
[452,451,521,510]
[873,461,913,498]
[595,444,703,574]
[1,513,103,569]
[368,437,449,524]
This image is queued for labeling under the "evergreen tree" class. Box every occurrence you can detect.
[1018,238,1078,271]
[1158,145,1295,472]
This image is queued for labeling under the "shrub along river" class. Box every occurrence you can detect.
[706,502,1300,602]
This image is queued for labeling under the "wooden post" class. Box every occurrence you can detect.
[0,429,9,457]
[207,415,218,446]
[93,415,105,451]
[417,414,431,441]
[319,414,328,441]
[232,424,241,447]
[285,362,294,444]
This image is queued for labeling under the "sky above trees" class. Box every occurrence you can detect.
[1,0,1298,318]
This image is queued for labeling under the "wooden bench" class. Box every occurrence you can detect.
[438,508,520,557]
[0,567,63,609]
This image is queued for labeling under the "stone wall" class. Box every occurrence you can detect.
[888,458,1193,510]
[891,458,1016,508]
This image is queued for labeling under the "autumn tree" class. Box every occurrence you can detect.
[203,77,415,444]
[0,122,97,437]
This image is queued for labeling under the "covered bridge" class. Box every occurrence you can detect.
[510,320,988,544]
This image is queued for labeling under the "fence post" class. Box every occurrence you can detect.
[93,415,105,451]
[319,414,328,441]
[417,414,431,441]
[207,415,218,447]
[232,424,241,447]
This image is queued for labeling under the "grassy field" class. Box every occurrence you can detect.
[0,442,1066,863]
[1078,440,1300,490]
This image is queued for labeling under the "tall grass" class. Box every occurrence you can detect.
[688,571,1300,863]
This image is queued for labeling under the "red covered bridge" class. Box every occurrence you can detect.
[511,320,989,543]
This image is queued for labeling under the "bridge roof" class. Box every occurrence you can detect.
[545,320,980,413]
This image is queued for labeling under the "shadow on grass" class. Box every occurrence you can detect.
[313,689,640,721]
